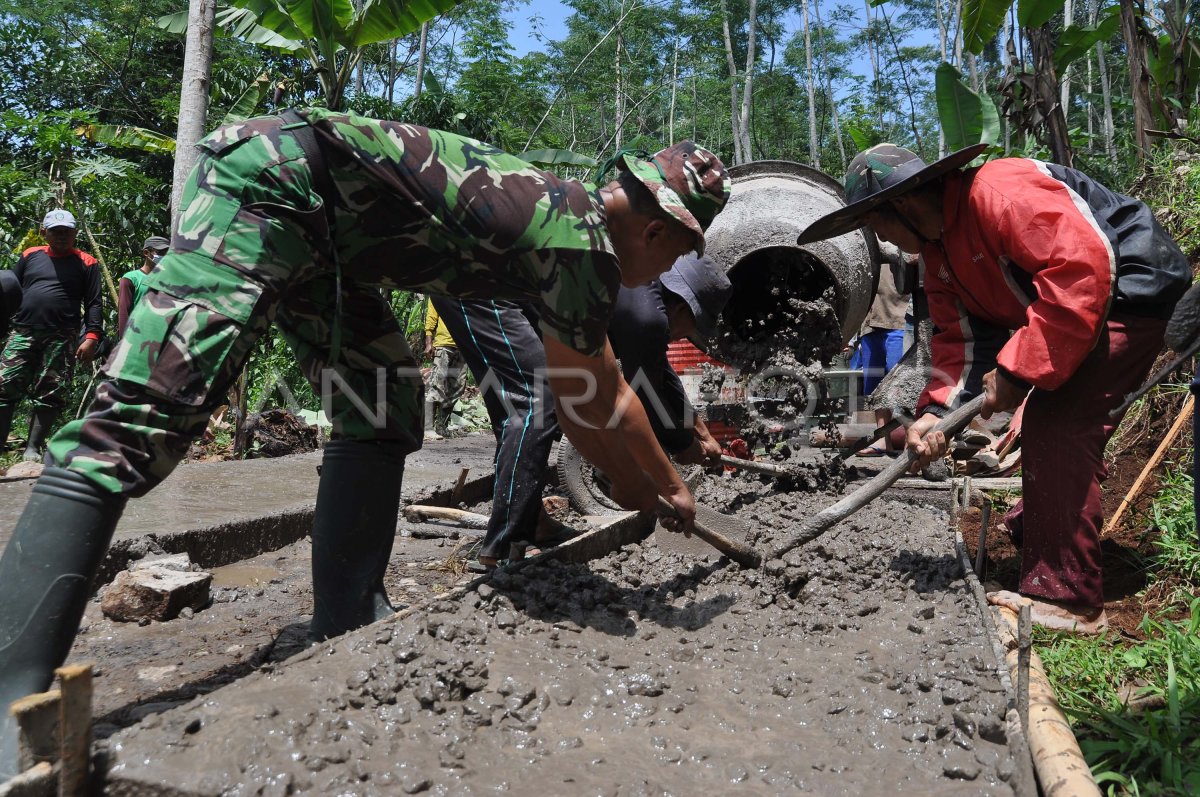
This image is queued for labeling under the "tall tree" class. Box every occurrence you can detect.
[171,0,216,226]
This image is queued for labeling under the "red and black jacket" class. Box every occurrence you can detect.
[917,159,1190,416]
[11,246,104,340]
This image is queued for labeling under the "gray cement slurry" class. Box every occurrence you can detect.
[103,479,1019,797]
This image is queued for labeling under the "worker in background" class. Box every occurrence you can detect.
[422,297,466,440]
[0,107,729,777]
[0,209,103,462]
[799,143,1189,634]
[118,236,170,335]
[851,240,910,455]
[433,254,730,570]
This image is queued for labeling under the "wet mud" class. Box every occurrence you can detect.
[104,477,1018,796]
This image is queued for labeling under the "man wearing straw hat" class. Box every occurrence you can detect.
[799,143,1189,633]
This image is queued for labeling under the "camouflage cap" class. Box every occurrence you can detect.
[796,142,986,245]
[620,142,731,255]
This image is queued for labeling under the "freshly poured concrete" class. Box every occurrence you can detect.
[102,479,1027,796]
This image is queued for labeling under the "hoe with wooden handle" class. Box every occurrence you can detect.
[768,395,986,562]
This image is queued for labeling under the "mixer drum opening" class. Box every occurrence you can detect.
[712,246,843,369]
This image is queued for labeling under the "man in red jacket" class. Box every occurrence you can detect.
[800,144,1190,633]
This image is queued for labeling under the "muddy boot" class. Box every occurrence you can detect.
[0,468,126,779]
[308,439,405,643]
[0,403,14,453]
[22,407,57,462]
[423,400,443,441]
[434,401,454,439]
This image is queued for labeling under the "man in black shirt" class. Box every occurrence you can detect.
[434,254,731,569]
[0,209,103,460]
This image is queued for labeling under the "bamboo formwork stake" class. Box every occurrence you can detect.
[992,604,1101,797]
[1103,393,1194,537]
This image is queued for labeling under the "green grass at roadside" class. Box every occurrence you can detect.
[1038,468,1200,796]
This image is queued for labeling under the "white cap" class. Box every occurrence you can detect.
[41,209,76,229]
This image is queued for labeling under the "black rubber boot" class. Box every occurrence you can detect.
[0,403,15,453]
[0,468,126,779]
[308,439,405,643]
[22,407,58,462]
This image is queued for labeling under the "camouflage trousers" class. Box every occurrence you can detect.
[427,346,466,413]
[0,327,77,411]
[48,120,424,497]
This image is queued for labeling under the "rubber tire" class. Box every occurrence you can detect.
[555,438,704,515]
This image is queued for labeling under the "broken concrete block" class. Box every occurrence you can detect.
[2,461,44,480]
[130,553,193,573]
[101,565,212,622]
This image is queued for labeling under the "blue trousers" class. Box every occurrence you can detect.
[853,328,905,395]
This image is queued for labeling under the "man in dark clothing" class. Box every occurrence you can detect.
[607,255,729,466]
[799,143,1189,633]
[0,209,103,461]
[117,236,169,334]
[434,254,731,569]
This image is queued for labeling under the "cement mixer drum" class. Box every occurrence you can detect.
[702,160,880,368]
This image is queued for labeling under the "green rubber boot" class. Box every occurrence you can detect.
[22,407,58,462]
[0,468,126,779]
[308,439,405,643]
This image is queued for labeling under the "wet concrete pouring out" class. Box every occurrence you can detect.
[100,469,1021,796]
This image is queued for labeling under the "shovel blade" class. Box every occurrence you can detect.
[653,502,750,560]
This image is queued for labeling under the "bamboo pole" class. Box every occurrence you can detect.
[992,603,1101,797]
[1103,393,1193,537]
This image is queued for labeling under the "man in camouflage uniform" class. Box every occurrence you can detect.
[0,107,728,776]
[0,209,104,462]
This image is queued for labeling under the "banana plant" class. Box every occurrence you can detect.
[935,62,1001,153]
[158,0,466,109]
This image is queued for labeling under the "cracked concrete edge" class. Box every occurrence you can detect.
[948,482,1040,797]
[93,474,497,590]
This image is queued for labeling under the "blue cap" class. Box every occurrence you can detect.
[660,254,732,341]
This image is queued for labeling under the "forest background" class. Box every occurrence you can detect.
[1,0,1199,792]
[1,0,1194,418]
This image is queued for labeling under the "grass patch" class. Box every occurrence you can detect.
[1037,466,1200,796]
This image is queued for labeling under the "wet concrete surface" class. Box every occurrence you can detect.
[0,435,498,579]
[100,474,1023,796]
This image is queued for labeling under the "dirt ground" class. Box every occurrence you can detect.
[99,472,1025,796]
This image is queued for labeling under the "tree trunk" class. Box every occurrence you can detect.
[863,0,882,132]
[614,21,625,149]
[1061,0,1074,116]
[1097,21,1116,159]
[737,0,757,161]
[170,0,216,229]
[1120,0,1153,161]
[814,0,846,165]
[414,22,429,98]
[801,0,819,167]
[719,0,744,163]
[937,0,947,155]
[669,42,678,143]
[388,39,396,104]
[1028,22,1073,166]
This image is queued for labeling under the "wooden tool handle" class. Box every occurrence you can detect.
[770,394,987,561]
[655,497,762,569]
[403,505,489,529]
[718,455,793,477]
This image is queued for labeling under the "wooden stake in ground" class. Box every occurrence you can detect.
[1103,393,1194,537]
